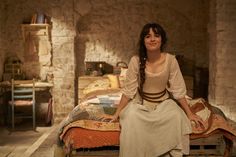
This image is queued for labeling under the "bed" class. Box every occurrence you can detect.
[58,74,236,157]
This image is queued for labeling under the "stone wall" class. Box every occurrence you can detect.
[75,0,209,75]
[208,0,236,121]
[2,0,76,123]
[0,1,6,79]
[0,1,6,125]
[1,0,209,123]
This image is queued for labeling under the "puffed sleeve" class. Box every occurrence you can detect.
[121,56,139,99]
[168,56,187,99]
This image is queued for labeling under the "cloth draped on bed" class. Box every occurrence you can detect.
[58,54,236,156]
[58,89,236,156]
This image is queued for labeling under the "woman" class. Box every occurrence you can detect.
[102,23,204,157]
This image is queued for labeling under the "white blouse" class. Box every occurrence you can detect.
[122,53,187,100]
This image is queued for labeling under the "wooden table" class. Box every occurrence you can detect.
[0,80,53,89]
[0,80,53,125]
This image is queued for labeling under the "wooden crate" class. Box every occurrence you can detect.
[72,146,119,157]
[72,150,119,157]
[69,135,225,157]
[189,134,224,156]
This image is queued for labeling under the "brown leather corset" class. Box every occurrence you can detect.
[138,88,168,103]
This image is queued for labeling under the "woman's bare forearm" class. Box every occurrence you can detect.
[177,97,204,127]
[114,94,130,117]
[177,97,193,117]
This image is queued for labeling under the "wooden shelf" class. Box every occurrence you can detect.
[21,24,50,27]
[21,24,51,41]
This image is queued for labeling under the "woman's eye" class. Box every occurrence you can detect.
[155,34,160,37]
[145,35,150,38]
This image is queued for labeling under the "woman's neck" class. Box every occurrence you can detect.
[147,50,162,63]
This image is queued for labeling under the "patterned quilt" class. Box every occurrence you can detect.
[58,77,236,156]
[58,90,236,155]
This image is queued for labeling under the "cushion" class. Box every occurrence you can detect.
[83,78,110,95]
[119,68,128,88]
[107,74,120,89]
[9,100,33,106]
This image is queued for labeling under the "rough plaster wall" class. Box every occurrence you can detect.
[0,1,6,125]
[50,0,76,122]
[3,0,76,123]
[75,0,209,75]
[208,0,217,106]
[209,0,236,121]
[2,0,208,122]
[0,1,7,80]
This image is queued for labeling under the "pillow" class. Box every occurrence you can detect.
[83,79,110,95]
[81,88,121,102]
[119,67,128,88]
[107,74,120,89]
[119,67,128,78]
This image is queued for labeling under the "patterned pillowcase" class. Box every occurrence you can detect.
[83,78,110,95]
[119,68,128,88]
[107,74,120,89]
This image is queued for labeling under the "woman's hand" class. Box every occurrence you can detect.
[187,113,205,129]
[100,114,119,122]
[177,97,205,129]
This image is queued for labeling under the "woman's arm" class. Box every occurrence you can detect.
[177,97,204,128]
[102,94,130,122]
[177,97,193,117]
[102,56,139,122]
[113,94,130,118]
[168,55,204,127]
[101,56,139,122]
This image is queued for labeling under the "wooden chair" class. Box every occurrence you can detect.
[8,79,36,130]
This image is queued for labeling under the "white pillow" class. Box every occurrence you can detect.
[119,68,128,88]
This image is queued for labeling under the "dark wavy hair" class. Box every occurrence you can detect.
[138,23,167,100]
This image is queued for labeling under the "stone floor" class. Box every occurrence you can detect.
[0,121,57,157]
[30,125,59,157]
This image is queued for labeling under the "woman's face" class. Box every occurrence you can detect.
[144,28,162,52]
